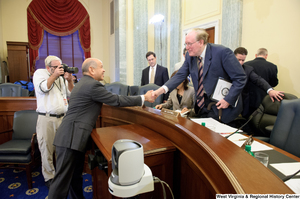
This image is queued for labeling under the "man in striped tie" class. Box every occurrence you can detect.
[152,28,247,124]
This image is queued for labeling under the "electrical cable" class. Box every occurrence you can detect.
[153,176,175,199]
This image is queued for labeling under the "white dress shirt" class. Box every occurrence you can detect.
[33,69,71,115]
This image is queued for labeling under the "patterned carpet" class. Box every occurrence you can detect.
[0,166,93,199]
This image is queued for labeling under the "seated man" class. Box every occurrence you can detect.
[234,47,284,118]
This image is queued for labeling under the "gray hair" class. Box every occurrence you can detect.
[44,55,62,68]
[191,28,209,44]
[82,58,99,73]
[257,48,268,56]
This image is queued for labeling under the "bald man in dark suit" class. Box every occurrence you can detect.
[245,48,279,112]
[48,58,154,199]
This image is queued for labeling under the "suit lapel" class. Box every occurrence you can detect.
[203,43,212,78]
[154,65,160,83]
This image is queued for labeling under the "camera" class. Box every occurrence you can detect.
[61,63,78,74]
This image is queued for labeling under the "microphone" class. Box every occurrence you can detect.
[225,109,260,139]
[282,169,300,182]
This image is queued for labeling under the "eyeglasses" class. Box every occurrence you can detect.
[50,65,59,69]
[184,41,199,47]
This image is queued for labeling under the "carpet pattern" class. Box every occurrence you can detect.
[0,166,93,199]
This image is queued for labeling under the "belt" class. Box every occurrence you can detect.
[38,112,65,118]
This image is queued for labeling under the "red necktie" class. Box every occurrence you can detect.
[197,57,204,109]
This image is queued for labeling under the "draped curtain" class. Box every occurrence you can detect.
[27,0,91,74]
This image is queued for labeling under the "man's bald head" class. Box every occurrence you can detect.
[82,58,102,73]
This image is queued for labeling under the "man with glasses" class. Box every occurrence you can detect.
[33,55,74,188]
[152,28,247,124]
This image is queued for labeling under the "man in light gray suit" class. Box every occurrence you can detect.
[48,58,154,199]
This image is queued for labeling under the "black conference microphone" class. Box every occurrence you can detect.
[225,109,260,139]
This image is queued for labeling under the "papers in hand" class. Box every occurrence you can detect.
[211,78,239,107]
[175,109,190,117]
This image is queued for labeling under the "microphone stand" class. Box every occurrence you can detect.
[225,110,259,139]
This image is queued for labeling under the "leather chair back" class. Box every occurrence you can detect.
[104,82,129,96]
[270,99,300,157]
[139,83,162,107]
[12,110,38,140]
[0,83,22,97]
[250,93,297,137]
[129,85,139,96]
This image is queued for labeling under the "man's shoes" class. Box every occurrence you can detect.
[45,179,53,189]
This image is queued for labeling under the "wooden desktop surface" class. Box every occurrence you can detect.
[97,104,294,198]
[0,98,296,198]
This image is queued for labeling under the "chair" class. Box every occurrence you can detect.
[104,82,129,96]
[269,99,300,157]
[129,85,139,96]
[250,93,297,137]
[0,83,22,97]
[0,110,40,189]
[139,83,163,107]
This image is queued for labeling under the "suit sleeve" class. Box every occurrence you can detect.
[141,69,145,86]
[269,66,278,87]
[161,91,174,109]
[221,48,247,106]
[92,82,142,107]
[164,59,191,93]
[162,67,169,84]
[247,67,271,92]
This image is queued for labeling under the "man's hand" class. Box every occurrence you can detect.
[155,104,163,110]
[269,90,284,102]
[152,87,165,100]
[64,72,73,83]
[181,107,189,114]
[144,90,155,103]
[53,66,64,78]
[216,99,230,109]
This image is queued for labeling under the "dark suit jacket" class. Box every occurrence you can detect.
[53,75,142,152]
[245,57,278,110]
[141,64,169,100]
[141,64,169,86]
[165,43,247,124]
[242,64,272,118]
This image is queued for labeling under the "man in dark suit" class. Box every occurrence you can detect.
[244,48,279,111]
[234,47,284,118]
[141,51,169,101]
[48,58,154,199]
[152,28,247,124]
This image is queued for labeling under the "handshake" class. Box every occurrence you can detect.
[144,87,165,103]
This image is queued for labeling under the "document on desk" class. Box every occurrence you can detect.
[227,133,273,152]
[285,179,300,194]
[270,162,300,177]
[270,162,300,194]
[190,118,241,134]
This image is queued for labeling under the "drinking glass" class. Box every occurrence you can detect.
[254,152,269,167]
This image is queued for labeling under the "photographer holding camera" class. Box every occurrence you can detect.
[33,55,74,188]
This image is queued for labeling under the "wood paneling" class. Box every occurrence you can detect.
[6,42,30,83]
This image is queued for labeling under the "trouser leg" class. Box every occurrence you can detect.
[48,146,78,199]
[36,115,63,182]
